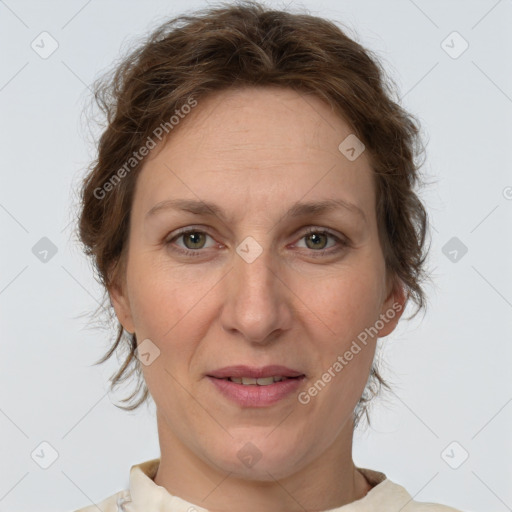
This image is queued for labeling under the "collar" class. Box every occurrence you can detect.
[125,458,409,512]
[129,458,209,512]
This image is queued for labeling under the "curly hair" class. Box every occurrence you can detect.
[76,0,431,428]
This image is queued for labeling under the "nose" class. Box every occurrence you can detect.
[219,240,293,345]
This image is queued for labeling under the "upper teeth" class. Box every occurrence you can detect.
[228,376,288,385]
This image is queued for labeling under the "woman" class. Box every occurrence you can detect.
[75,1,463,510]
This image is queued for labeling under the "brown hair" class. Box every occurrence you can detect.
[77,0,431,427]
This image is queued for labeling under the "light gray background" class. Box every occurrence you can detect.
[1,1,511,511]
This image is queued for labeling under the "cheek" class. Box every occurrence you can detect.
[300,260,384,407]
[300,274,381,421]
[126,254,211,340]
[306,266,384,341]
[129,266,205,404]
[125,255,216,401]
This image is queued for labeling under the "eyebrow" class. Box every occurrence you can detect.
[146,198,367,223]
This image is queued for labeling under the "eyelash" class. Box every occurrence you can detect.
[165,226,349,258]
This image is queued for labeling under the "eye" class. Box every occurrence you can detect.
[165,228,217,256]
[165,226,349,258]
[295,227,348,256]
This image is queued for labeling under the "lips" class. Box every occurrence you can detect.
[207,371,306,407]
[228,376,291,385]
[207,365,305,380]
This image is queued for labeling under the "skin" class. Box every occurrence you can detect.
[109,86,407,512]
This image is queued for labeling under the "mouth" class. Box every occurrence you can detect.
[207,364,305,381]
[212,375,303,386]
[206,366,306,407]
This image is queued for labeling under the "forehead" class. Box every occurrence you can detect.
[134,86,376,221]
[160,86,358,160]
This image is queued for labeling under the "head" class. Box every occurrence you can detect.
[77,0,430,474]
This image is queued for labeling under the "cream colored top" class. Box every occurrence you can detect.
[73,458,463,511]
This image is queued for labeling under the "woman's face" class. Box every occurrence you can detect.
[110,86,405,481]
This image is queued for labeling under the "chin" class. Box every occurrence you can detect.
[206,435,306,480]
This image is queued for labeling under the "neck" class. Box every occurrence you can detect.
[152,412,372,512]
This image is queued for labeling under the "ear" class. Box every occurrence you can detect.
[108,277,136,335]
[376,274,407,338]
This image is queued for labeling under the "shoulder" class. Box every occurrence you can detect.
[401,501,464,511]
[400,497,463,512]
[72,488,130,512]
[375,480,464,511]
[356,468,465,512]
[71,457,159,511]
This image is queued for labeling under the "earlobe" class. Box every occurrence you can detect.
[108,280,136,334]
[377,277,407,338]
